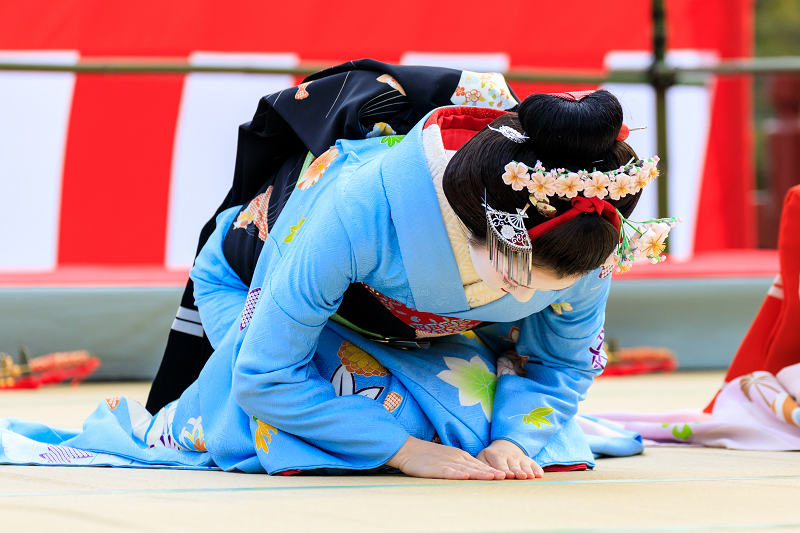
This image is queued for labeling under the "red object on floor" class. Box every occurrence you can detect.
[544,463,588,472]
[705,185,800,412]
[601,359,677,377]
[0,350,101,390]
[598,347,677,378]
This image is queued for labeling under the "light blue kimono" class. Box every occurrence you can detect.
[0,109,642,473]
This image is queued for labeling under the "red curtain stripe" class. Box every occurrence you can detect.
[58,73,183,265]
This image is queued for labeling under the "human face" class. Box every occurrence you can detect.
[468,242,580,303]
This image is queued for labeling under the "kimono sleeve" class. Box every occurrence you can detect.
[489,274,609,458]
[231,201,410,469]
[191,207,250,349]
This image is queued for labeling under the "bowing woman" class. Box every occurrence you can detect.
[162,87,674,480]
[1,86,669,478]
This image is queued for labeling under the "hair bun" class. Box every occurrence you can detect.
[517,89,623,164]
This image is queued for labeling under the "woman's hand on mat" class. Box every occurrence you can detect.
[476,439,544,479]
[386,436,507,480]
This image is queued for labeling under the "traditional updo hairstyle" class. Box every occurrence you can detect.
[442,90,642,279]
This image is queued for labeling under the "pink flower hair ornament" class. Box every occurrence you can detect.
[484,155,680,280]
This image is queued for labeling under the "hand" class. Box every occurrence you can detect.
[386,436,507,480]
[476,439,544,480]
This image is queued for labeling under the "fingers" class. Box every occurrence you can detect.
[399,441,507,480]
[435,460,504,480]
[440,467,471,480]
[479,448,521,479]
[458,452,506,479]
[506,459,530,480]
[519,461,536,479]
[478,447,545,480]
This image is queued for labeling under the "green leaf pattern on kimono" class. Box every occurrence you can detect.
[522,407,555,428]
[283,217,306,243]
[380,135,405,147]
[437,356,497,421]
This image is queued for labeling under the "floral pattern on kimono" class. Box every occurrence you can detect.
[297,146,339,190]
[363,284,482,338]
[451,71,517,110]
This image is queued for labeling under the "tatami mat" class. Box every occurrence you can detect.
[1,373,798,533]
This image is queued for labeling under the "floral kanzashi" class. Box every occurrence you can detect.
[550,302,573,315]
[518,156,660,202]
[528,171,557,199]
[612,215,680,274]
[632,222,671,262]
[502,162,530,191]
[554,172,585,198]
[607,174,634,201]
[642,158,660,181]
[583,172,610,199]
[253,416,277,453]
[297,146,339,190]
[437,356,497,421]
[338,341,388,377]
[179,416,207,452]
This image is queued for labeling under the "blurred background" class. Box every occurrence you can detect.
[0,0,797,380]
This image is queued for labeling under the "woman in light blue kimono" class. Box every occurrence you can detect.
[0,86,658,479]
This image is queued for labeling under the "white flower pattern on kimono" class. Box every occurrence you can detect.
[437,356,497,421]
[179,416,207,452]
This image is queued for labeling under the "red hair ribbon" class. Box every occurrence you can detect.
[549,90,595,102]
[527,196,621,241]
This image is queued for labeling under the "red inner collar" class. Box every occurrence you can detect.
[424,106,506,151]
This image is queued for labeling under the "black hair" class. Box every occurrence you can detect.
[442,90,642,279]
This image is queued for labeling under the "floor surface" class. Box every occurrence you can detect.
[1,372,799,533]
